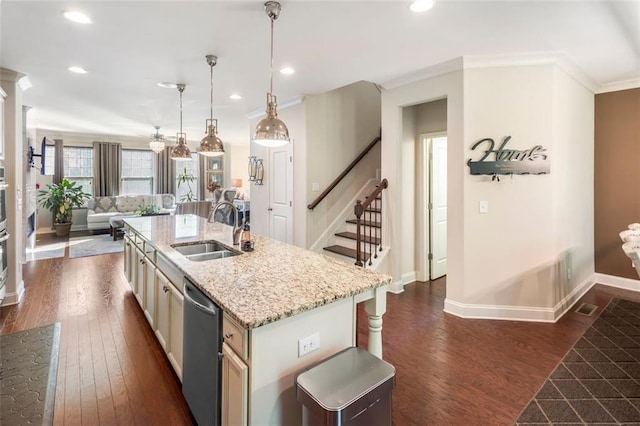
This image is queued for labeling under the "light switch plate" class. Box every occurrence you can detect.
[479,201,489,214]
[312,182,320,192]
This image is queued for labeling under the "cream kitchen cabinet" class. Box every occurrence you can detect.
[222,342,248,426]
[124,224,184,381]
[134,247,145,306]
[155,268,184,380]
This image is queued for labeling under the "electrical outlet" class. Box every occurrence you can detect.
[479,200,489,214]
[298,332,320,357]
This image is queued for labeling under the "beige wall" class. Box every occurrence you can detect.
[594,88,640,279]
[304,81,381,248]
[382,59,595,316]
[382,64,465,294]
[250,81,381,249]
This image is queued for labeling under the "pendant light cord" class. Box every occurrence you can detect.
[179,88,183,134]
[269,17,274,96]
[210,63,214,121]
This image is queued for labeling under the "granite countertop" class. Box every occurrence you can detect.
[124,215,391,329]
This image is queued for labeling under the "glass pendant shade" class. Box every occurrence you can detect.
[149,126,166,153]
[171,84,192,161]
[253,1,291,148]
[150,140,165,153]
[198,55,225,157]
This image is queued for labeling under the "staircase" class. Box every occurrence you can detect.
[323,179,387,267]
[323,204,381,264]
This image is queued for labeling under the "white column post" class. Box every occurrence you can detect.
[364,285,387,359]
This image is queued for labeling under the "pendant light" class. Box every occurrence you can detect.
[198,55,225,157]
[171,84,192,161]
[252,1,290,147]
[149,126,166,153]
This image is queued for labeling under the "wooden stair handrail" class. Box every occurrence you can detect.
[355,179,388,267]
[307,135,381,210]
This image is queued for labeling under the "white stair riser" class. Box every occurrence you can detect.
[345,222,383,235]
[335,235,380,251]
[323,250,360,265]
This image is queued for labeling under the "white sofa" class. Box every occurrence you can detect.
[86,194,176,231]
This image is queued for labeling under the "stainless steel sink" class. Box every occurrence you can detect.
[171,241,241,262]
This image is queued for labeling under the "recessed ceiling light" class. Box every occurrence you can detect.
[68,66,88,74]
[229,94,242,100]
[409,0,435,13]
[280,67,295,75]
[157,82,177,89]
[63,11,92,24]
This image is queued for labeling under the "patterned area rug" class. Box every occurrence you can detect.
[68,234,123,258]
[0,323,61,425]
[516,299,640,424]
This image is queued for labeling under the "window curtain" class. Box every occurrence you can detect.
[53,139,64,184]
[156,146,176,195]
[199,155,206,200]
[93,141,122,196]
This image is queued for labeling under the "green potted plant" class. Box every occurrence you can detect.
[38,179,91,237]
[177,166,196,202]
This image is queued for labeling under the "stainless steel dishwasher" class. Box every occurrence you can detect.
[183,278,222,426]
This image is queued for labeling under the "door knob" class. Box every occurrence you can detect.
[267,208,273,211]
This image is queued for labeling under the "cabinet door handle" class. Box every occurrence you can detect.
[162,285,169,293]
[140,259,146,265]
[224,332,233,340]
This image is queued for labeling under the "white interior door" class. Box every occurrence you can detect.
[430,136,447,279]
[268,146,293,244]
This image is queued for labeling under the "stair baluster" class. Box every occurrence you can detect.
[353,179,388,267]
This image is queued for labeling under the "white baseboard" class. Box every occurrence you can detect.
[388,279,404,294]
[402,271,416,285]
[594,273,640,291]
[444,275,596,323]
[1,280,25,306]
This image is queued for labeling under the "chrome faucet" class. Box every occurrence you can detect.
[208,200,242,245]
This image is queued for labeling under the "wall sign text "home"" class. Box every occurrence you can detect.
[467,136,550,175]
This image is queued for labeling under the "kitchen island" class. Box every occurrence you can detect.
[123,214,391,426]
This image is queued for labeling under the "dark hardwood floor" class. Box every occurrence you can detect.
[3,232,639,425]
[1,233,193,425]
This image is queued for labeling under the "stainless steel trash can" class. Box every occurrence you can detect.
[295,347,395,426]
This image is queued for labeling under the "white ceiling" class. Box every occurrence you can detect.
[1,1,639,146]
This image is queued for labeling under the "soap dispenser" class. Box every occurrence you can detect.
[240,223,253,251]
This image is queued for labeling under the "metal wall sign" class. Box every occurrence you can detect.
[467,136,550,175]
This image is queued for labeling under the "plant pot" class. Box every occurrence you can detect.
[55,222,72,237]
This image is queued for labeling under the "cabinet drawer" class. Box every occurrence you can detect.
[223,314,248,360]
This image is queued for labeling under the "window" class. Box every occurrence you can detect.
[63,146,93,197]
[122,149,153,195]
[176,153,199,202]
[44,144,55,176]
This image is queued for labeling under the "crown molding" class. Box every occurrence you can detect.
[462,52,599,92]
[595,78,640,94]
[381,57,464,90]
